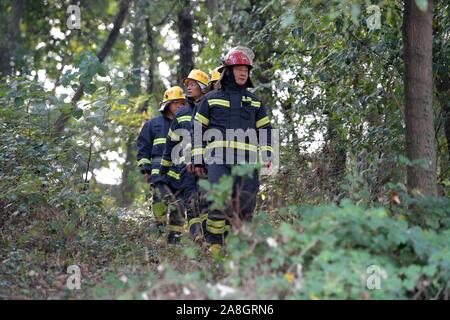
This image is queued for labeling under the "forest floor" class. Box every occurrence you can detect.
[0,205,226,300]
[1,196,449,300]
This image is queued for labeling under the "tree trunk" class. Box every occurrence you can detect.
[54,0,131,134]
[177,0,194,82]
[142,17,156,115]
[403,0,437,196]
[145,18,155,95]
[0,0,25,79]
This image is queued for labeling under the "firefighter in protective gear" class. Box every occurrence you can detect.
[207,66,222,92]
[136,86,186,244]
[183,69,209,92]
[160,69,209,242]
[192,47,273,250]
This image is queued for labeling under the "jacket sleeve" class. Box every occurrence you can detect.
[136,121,153,174]
[255,101,273,163]
[160,116,182,174]
[192,98,210,167]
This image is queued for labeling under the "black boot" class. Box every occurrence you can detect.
[189,223,204,242]
[167,232,182,244]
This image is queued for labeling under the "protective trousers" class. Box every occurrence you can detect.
[203,164,259,245]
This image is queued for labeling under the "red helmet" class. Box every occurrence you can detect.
[224,51,252,68]
[221,46,255,70]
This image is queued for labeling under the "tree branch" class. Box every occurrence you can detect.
[54,0,132,135]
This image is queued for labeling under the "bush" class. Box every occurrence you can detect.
[87,199,449,300]
[221,200,449,299]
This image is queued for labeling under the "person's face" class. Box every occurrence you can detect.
[167,100,185,117]
[185,79,202,101]
[233,65,249,86]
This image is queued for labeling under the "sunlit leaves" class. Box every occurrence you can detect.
[84,83,97,95]
[280,12,296,29]
[72,107,83,120]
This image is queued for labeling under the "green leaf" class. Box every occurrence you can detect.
[97,64,108,77]
[60,103,74,115]
[335,18,344,33]
[256,223,273,237]
[14,97,24,107]
[231,164,259,178]
[279,223,296,241]
[423,265,437,277]
[126,84,139,97]
[72,108,83,120]
[184,247,197,259]
[84,83,97,95]
[80,74,93,86]
[153,202,166,218]
[61,76,71,87]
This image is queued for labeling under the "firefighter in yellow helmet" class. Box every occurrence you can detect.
[137,86,186,244]
[207,66,222,92]
[160,69,209,242]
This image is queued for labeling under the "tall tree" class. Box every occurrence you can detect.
[177,0,194,82]
[403,0,437,196]
[143,0,176,112]
[0,0,25,79]
[118,12,144,207]
[145,17,155,100]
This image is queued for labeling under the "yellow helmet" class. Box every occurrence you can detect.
[159,86,186,111]
[183,69,209,87]
[209,66,222,83]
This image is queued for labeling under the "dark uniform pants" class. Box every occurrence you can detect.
[152,179,184,234]
[204,164,259,245]
[179,165,211,238]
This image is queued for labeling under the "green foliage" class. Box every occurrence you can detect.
[82,199,449,300]
[199,175,233,211]
[0,76,138,298]
[1,0,449,300]
[220,203,427,298]
[60,51,109,95]
[390,191,450,230]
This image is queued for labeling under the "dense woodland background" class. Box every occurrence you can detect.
[0,0,449,299]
